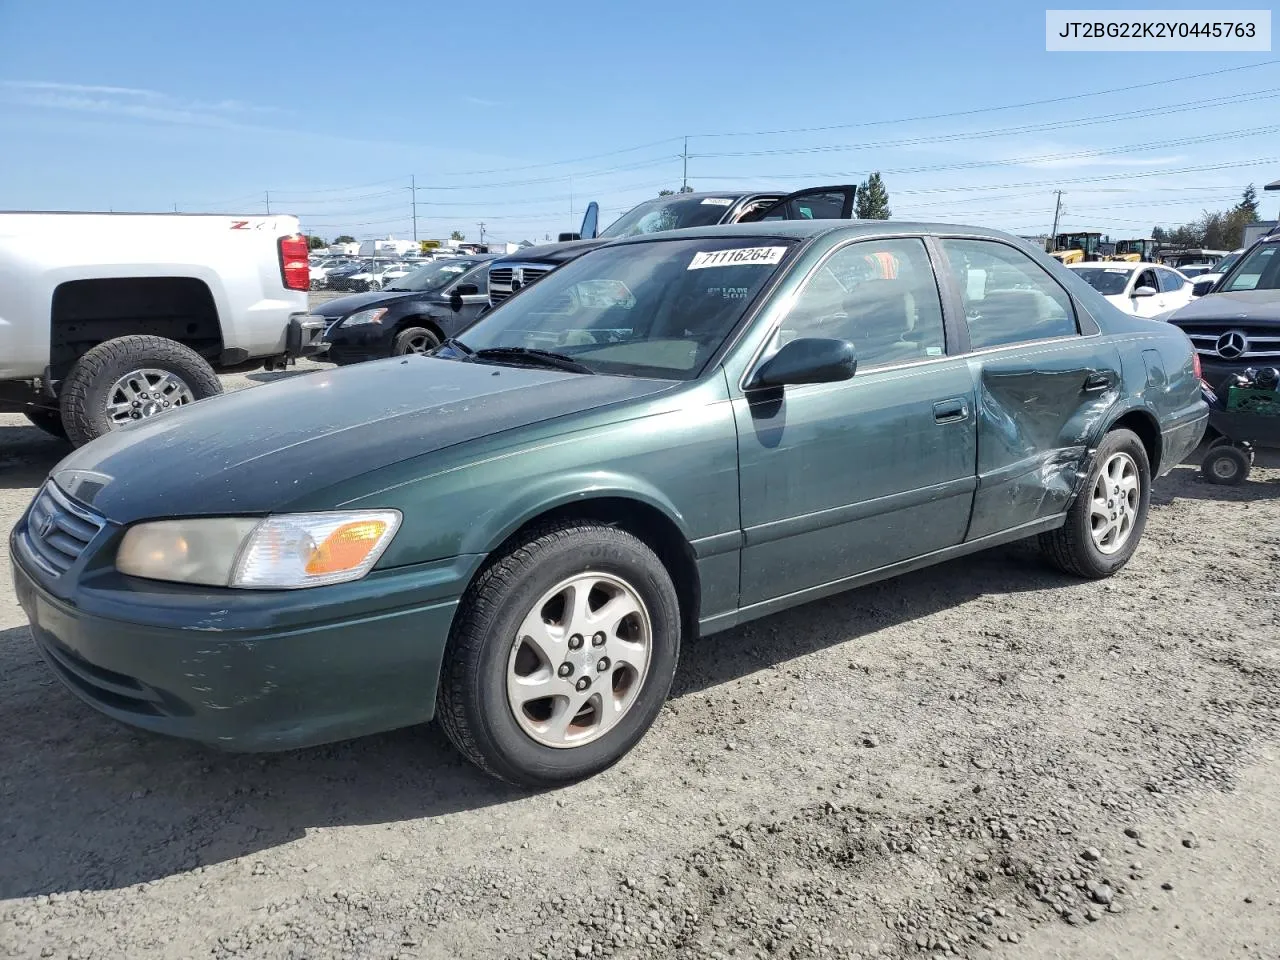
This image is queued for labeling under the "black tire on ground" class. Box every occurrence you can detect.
[60,335,223,447]
[1201,445,1250,485]
[23,408,69,440]
[1039,427,1151,579]
[393,325,440,356]
[437,521,682,787]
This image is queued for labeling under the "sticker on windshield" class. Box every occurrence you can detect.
[700,197,733,206]
[1104,268,1128,273]
[688,246,787,270]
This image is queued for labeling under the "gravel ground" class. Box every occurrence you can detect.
[1,344,1278,960]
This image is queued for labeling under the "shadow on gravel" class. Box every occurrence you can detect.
[0,541,1073,899]
[0,425,66,490]
[1150,459,1280,509]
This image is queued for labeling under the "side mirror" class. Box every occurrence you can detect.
[557,232,581,242]
[745,337,857,391]
[449,283,481,312]
[1131,285,1157,298]
[1192,279,1216,298]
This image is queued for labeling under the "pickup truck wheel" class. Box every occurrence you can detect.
[23,408,68,440]
[60,335,222,446]
[393,326,440,356]
[438,521,681,787]
[1038,428,1151,579]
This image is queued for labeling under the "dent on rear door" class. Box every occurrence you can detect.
[966,340,1122,540]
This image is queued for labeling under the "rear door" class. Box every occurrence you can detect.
[1155,266,1193,311]
[932,236,1123,541]
[736,185,857,223]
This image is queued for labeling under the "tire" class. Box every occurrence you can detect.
[23,408,68,440]
[393,325,440,356]
[1039,428,1151,579]
[438,521,682,787]
[60,335,223,447]
[1201,445,1250,485]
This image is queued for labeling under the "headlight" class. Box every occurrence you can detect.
[116,510,402,589]
[343,307,388,326]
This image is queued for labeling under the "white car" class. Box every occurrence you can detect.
[1066,261,1194,318]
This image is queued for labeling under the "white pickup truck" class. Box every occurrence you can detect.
[0,212,328,446]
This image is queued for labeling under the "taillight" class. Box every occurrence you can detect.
[1192,351,1203,380]
[278,234,310,291]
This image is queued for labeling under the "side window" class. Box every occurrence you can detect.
[936,239,1077,349]
[775,238,947,368]
[464,264,489,295]
[1135,269,1158,292]
[1157,269,1186,293]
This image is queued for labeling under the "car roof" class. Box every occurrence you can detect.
[599,219,1031,247]
[1066,261,1169,270]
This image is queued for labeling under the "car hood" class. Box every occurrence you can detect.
[51,358,673,523]
[1165,289,1280,326]
[314,290,435,317]
[497,238,611,266]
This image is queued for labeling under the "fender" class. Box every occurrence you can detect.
[461,469,694,558]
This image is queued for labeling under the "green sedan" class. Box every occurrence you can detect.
[11,221,1208,786]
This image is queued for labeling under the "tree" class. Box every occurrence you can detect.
[306,234,327,250]
[333,235,355,244]
[1237,183,1260,221]
[658,186,694,197]
[855,172,891,220]
[450,230,466,241]
[658,189,674,196]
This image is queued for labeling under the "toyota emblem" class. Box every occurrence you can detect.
[37,514,57,540]
[1215,330,1248,359]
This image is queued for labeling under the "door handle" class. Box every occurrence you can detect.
[1083,372,1111,392]
[933,398,969,423]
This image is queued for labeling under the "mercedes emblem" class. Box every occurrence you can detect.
[1215,330,1248,360]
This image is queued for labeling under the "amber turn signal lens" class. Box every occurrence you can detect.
[304,520,390,575]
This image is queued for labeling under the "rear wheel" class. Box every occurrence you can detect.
[438,521,682,787]
[59,335,222,447]
[1039,428,1150,578]
[393,325,440,356]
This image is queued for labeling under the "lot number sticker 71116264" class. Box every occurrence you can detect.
[687,246,788,270]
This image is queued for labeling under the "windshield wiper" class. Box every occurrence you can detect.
[471,347,595,374]
[384,285,410,292]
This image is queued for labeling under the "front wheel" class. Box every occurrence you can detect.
[437,522,682,787]
[1039,428,1151,578]
[1202,445,1250,485]
[393,325,440,356]
[59,335,223,447]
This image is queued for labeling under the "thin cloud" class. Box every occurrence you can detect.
[464,95,500,107]
[0,79,282,128]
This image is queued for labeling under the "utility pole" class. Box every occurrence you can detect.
[409,175,418,242]
[681,135,688,192]
[569,175,574,219]
[1049,190,1063,240]
[173,202,178,213]
[265,190,271,215]
[477,222,486,243]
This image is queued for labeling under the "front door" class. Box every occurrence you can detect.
[931,237,1123,541]
[732,236,977,606]
[1130,267,1168,318]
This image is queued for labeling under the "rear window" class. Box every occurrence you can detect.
[598,196,738,238]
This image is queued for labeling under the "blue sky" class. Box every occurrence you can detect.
[0,0,1276,245]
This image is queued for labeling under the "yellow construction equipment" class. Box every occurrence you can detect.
[1047,232,1103,264]
[1107,238,1159,262]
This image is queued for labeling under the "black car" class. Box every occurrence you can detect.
[485,185,857,306]
[319,256,496,364]
[1162,233,1280,391]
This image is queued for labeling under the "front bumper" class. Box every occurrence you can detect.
[322,321,393,366]
[10,523,473,752]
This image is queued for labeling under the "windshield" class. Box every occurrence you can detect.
[1221,242,1280,292]
[597,195,741,239]
[451,237,797,379]
[1071,267,1132,296]
[385,259,479,291]
[1212,251,1241,274]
